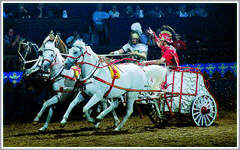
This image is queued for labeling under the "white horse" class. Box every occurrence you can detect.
[64,40,168,131]
[31,41,78,131]
[32,41,120,131]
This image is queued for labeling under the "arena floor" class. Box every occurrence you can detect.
[3,109,237,147]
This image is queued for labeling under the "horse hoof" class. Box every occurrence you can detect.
[32,121,39,125]
[94,122,100,128]
[88,119,95,123]
[60,123,66,128]
[39,127,47,132]
[114,127,120,131]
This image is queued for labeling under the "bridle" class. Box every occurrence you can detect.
[43,48,58,69]
[67,45,99,82]
[67,45,91,65]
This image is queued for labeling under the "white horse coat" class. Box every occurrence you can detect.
[32,42,119,131]
[65,40,167,131]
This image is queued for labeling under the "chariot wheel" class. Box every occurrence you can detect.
[191,94,218,127]
[146,100,168,126]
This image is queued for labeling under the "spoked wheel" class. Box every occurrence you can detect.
[146,100,167,126]
[191,95,218,127]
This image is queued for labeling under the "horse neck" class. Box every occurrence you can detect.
[81,47,99,79]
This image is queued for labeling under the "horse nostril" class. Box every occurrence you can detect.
[43,65,48,72]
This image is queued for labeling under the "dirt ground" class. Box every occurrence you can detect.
[3,110,237,147]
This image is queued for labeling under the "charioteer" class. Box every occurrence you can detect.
[109,31,148,62]
[142,25,179,67]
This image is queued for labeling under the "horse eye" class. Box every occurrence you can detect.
[73,51,78,55]
[38,51,42,56]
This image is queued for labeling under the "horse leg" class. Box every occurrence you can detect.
[109,99,120,127]
[94,99,120,128]
[60,93,85,128]
[82,94,102,123]
[94,98,119,128]
[114,93,136,131]
[32,95,59,124]
[39,106,53,132]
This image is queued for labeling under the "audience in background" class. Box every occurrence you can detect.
[92,3,110,44]
[173,33,187,64]
[4,3,212,19]
[133,5,144,18]
[32,3,51,18]
[173,34,187,50]
[66,28,83,48]
[189,3,208,17]
[3,3,216,47]
[3,11,8,18]
[123,5,134,18]
[14,3,30,18]
[148,5,163,18]
[108,5,120,18]
[176,4,189,17]
[165,6,177,17]
[4,28,21,49]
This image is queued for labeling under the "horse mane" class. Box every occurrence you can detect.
[55,36,68,54]
[41,32,68,54]
[73,40,99,62]
[45,41,65,62]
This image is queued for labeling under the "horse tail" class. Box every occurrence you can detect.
[151,66,167,90]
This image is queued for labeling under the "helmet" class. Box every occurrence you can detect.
[131,22,143,35]
[130,32,140,39]
[159,30,173,43]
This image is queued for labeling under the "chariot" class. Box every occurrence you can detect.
[18,33,218,131]
[140,66,218,127]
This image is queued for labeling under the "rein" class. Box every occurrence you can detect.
[68,46,154,96]
[75,57,143,69]
[94,76,162,93]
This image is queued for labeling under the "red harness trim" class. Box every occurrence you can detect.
[84,49,91,56]
[50,63,58,68]
[67,55,81,59]
[43,59,51,63]
[103,64,118,98]
[63,75,77,81]
[76,58,141,68]
[53,86,77,93]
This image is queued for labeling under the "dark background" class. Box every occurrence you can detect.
[3,3,237,122]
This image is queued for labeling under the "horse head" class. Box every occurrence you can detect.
[41,31,68,54]
[65,40,87,68]
[42,41,60,72]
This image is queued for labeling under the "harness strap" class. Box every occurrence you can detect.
[103,64,118,98]
[75,58,141,68]
[63,75,77,81]
[77,80,89,98]
[43,59,51,63]
[94,76,162,93]
[67,55,82,59]
[53,87,77,93]
[51,76,62,83]
[50,63,58,68]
